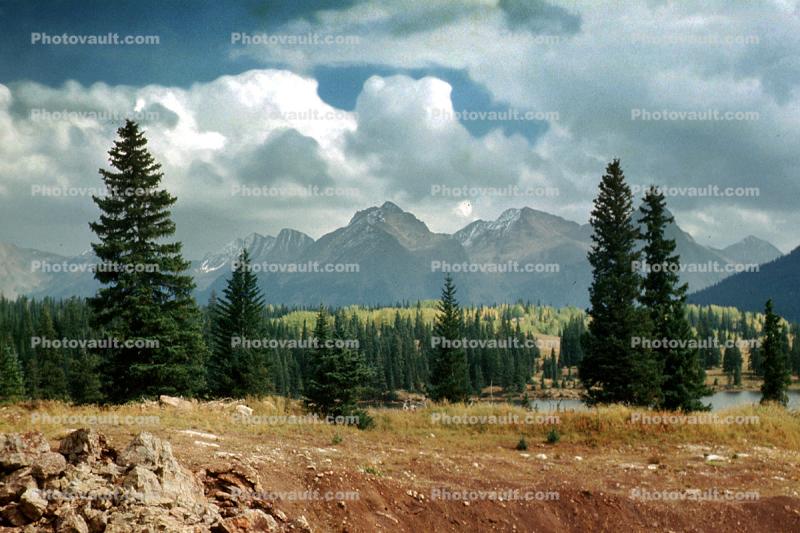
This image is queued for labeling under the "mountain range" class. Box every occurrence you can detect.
[0,202,784,308]
[690,245,800,322]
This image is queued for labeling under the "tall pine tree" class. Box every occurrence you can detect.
[760,299,791,405]
[304,306,371,423]
[429,274,469,402]
[89,120,207,402]
[580,160,660,406]
[639,187,708,410]
[209,250,269,398]
[0,343,25,402]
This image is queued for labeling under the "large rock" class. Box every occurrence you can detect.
[59,428,110,465]
[158,395,194,410]
[0,432,51,472]
[19,487,48,521]
[0,466,37,504]
[56,506,90,533]
[32,451,68,480]
[117,432,206,504]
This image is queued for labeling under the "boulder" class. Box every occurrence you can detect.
[234,405,253,417]
[0,466,37,504]
[59,429,111,465]
[0,432,51,472]
[19,487,48,521]
[32,451,68,479]
[159,395,194,410]
[56,506,90,533]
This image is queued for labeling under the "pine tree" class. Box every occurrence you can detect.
[429,274,469,402]
[722,343,743,387]
[304,307,371,423]
[69,349,104,404]
[791,323,800,377]
[209,250,269,398]
[580,160,659,406]
[89,120,207,402]
[760,300,791,405]
[36,307,69,400]
[639,187,708,411]
[0,343,25,402]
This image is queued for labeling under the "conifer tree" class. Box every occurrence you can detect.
[209,250,269,397]
[580,160,659,406]
[89,120,207,402]
[639,187,708,410]
[0,343,25,402]
[429,274,469,402]
[36,307,68,400]
[69,349,104,404]
[760,300,791,405]
[722,343,743,387]
[304,307,371,423]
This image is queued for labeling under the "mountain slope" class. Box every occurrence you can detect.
[689,246,800,322]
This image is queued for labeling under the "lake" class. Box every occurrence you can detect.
[529,390,800,412]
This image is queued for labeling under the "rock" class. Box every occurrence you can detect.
[19,487,48,520]
[0,467,37,504]
[178,430,219,440]
[117,432,207,504]
[81,507,108,533]
[57,506,90,533]
[122,465,165,505]
[159,395,194,410]
[535,453,548,460]
[225,509,279,532]
[1,503,30,526]
[32,451,68,480]
[705,454,725,462]
[235,405,253,417]
[0,432,51,472]
[294,515,313,532]
[59,429,110,465]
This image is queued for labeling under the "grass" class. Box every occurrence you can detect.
[3,397,799,453]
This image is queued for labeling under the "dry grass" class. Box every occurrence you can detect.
[2,398,798,453]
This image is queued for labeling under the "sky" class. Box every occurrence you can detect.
[0,0,798,258]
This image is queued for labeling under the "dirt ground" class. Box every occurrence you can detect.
[2,401,799,533]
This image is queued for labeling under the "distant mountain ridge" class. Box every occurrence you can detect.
[0,202,785,307]
[689,246,800,322]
